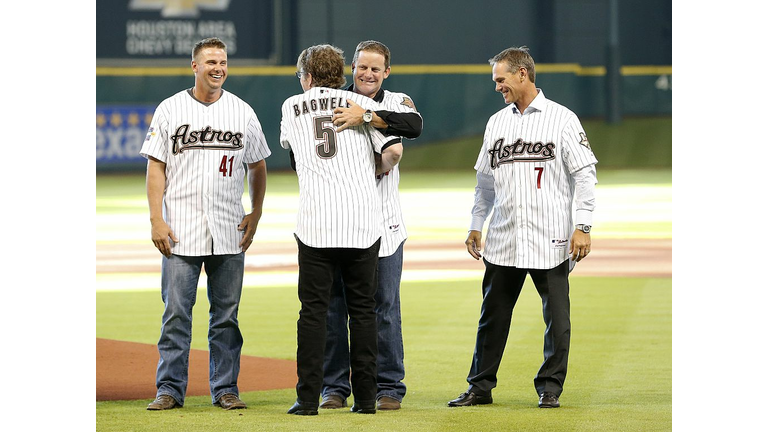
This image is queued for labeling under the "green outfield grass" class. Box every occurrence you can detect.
[96,276,671,431]
[96,169,671,431]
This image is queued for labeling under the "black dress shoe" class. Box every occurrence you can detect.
[447,391,493,407]
[350,403,376,414]
[538,392,560,408]
[287,401,319,415]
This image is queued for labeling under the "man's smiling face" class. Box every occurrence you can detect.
[492,62,524,105]
[352,50,390,99]
[193,47,228,93]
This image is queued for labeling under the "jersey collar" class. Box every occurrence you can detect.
[187,87,225,106]
[511,88,546,115]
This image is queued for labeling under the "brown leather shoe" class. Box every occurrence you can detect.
[147,395,179,410]
[319,394,347,409]
[215,393,247,410]
[376,396,401,410]
[538,392,560,408]
[447,391,493,407]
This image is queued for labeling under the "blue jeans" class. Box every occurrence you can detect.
[155,253,245,406]
[321,241,406,402]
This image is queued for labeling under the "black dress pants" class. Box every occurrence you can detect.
[467,258,571,397]
[294,236,380,406]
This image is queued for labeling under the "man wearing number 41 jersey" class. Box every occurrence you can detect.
[280,44,403,416]
[140,37,271,412]
[448,46,598,410]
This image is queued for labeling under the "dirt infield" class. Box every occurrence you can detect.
[96,338,296,401]
[96,237,670,401]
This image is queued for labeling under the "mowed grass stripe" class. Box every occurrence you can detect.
[97,277,671,431]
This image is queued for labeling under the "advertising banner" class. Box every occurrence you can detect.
[97,0,273,60]
[96,105,155,168]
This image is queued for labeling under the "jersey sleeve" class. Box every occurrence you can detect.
[139,102,169,162]
[244,109,272,163]
[279,99,293,150]
[377,92,423,139]
[560,115,598,174]
[368,125,401,153]
[473,120,493,175]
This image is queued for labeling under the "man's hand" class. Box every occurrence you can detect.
[569,229,591,262]
[238,211,262,252]
[332,99,366,132]
[151,219,178,257]
[465,230,483,260]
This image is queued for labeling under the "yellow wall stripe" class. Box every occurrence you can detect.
[96,64,671,77]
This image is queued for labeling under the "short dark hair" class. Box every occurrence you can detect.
[192,37,227,61]
[489,46,536,83]
[297,44,346,89]
[352,40,391,69]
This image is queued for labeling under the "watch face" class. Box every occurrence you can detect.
[582,225,591,233]
[363,110,373,122]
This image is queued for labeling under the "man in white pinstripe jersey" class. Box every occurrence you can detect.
[448,46,598,409]
[318,40,423,412]
[280,44,403,416]
[141,37,271,411]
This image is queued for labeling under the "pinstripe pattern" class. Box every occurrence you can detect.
[140,89,271,256]
[475,90,597,269]
[280,87,398,249]
[376,90,419,257]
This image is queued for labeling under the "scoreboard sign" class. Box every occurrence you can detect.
[97,0,273,60]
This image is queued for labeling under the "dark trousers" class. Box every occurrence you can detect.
[294,236,380,406]
[467,258,571,397]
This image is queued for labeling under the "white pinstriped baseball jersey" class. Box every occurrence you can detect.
[140,89,272,256]
[472,90,597,269]
[375,90,420,257]
[280,86,401,249]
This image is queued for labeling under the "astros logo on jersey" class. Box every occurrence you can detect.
[579,132,591,149]
[488,138,556,169]
[400,97,415,109]
[171,124,244,154]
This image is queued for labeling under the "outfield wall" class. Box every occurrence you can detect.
[96,65,671,171]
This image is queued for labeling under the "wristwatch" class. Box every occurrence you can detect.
[362,109,373,123]
[575,224,591,233]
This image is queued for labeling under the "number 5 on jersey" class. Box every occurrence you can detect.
[314,115,337,158]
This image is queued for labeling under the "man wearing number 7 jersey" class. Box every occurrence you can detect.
[448,46,598,410]
[140,37,271,411]
[279,44,403,416]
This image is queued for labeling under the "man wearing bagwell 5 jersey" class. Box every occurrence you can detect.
[319,40,423,412]
[280,43,403,416]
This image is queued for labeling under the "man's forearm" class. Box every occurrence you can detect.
[247,159,267,214]
[375,110,423,139]
[376,143,403,175]
[146,158,167,223]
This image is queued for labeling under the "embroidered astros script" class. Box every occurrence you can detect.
[171,124,244,154]
[488,138,556,169]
